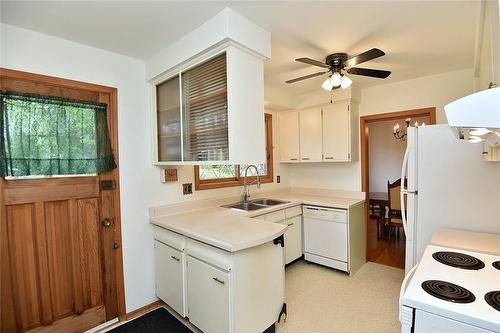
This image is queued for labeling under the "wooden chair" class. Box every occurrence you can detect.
[386,178,407,240]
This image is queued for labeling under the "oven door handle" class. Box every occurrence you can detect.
[399,264,418,321]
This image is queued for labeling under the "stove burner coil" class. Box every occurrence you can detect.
[421,280,476,303]
[492,261,500,271]
[432,251,485,270]
[485,291,500,312]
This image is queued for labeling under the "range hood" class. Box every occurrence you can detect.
[445,87,500,146]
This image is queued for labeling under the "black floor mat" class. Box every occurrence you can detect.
[108,308,193,333]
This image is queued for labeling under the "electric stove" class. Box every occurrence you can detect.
[400,245,500,332]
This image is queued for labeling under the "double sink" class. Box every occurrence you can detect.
[223,198,290,211]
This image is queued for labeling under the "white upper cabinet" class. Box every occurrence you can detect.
[146,9,271,165]
[151,46,266,165]
[299,108,323,162]
[322,101,351,162]
[278,99,358,163]
[279,111,300,162]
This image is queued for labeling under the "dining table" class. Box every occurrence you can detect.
[369,191,389,217]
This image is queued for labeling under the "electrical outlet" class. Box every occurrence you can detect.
[277,175,281,183]
[183,183,193,195]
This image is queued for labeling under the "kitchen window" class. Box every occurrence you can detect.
[194,113,273,190]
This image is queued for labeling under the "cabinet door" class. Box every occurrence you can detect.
[299,109,323,162]
[279,111,300,162]
[322,101,350,161]
[284,216,303,264]
[154,241,186,316]
[187,256,230,333]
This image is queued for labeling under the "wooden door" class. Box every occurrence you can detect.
[278,111,300,162]
[322,101,350,162]
[0,69,125,333]
[299,108,322,162]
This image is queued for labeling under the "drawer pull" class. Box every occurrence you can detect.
[213,277,225,285]
[324,157,334,160]
[170,255,180,262]
[290,158,298,161]
[302,157,310,160]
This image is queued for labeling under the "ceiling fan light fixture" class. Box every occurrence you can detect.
[340,75,352,89]
[322,77,334,91]
[330,72,342,87]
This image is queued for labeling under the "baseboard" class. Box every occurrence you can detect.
[125,300,165,321]
[285,255,304,267]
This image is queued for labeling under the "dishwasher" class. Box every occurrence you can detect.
[303,205,348,273]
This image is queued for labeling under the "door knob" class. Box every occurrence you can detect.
[101,218,112,227]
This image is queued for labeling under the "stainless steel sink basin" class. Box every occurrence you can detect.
[223,202,267,211]
[251,198,290,206]
[222,198,290,211]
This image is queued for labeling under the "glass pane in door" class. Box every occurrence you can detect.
[182,53,228,161]
[157,75,182,161]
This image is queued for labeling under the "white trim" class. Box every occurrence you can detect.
[473,0,486,78]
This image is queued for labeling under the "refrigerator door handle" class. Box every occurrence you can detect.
[400,144,411,239]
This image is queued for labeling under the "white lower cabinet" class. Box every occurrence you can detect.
[253,205,303,265]
[154,240,186,317]
[282,215,302,265]
[187,256,230,333]
[153,227,285,333]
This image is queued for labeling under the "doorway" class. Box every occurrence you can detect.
[360,108,436,269]
[0,69,126,333]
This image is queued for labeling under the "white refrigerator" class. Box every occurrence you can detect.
[400,124,500,274]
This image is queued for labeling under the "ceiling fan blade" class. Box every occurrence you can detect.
[295,57,330,68]
[286,71,329,84]
[344,48,385,68]
[347,67,391,79]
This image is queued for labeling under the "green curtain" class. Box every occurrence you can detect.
[0,91,116,177]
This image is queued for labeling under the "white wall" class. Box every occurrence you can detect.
[368,117,428,193]
[1,23,289,313]
[287,68,474,192]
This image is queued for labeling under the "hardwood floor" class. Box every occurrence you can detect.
[367,217,405,269]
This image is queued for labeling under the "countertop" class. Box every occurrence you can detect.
[431,228,500,255]
[150,189,365,252]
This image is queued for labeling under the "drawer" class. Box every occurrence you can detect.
[264,210,286,222]
[285,205,302,219]
[186,238,232,271]
[153,226,185,250]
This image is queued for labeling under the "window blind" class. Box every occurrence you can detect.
[182,53,228,161]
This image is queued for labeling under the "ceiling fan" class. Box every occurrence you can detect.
[286,48,391,91]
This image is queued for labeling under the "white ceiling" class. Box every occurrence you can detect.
[1,1,479,94]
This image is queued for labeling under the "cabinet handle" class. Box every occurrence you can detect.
[213,277,225,285]
[324,157,334,160]
[302,157,310,160]
[170,255,180,262]
[290,158,298,161]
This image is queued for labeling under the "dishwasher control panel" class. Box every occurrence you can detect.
[302,205,347,223]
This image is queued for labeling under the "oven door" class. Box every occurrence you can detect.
[414,310,494,333]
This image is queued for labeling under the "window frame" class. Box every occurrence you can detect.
[194,113,273,190]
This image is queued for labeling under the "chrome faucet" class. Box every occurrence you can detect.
[242,165,261,203]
